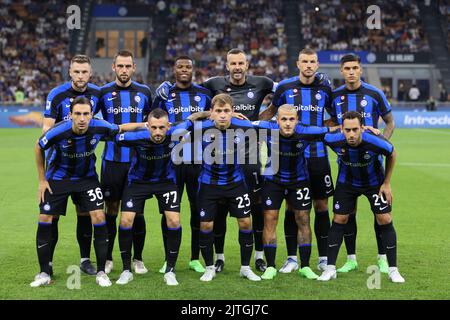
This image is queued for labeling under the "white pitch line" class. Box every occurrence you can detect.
[411,129,450,136]
[399,162,450,167]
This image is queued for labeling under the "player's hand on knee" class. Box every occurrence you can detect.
[38,180,52,203]
[379,183,393,205]
[156,81,172,100]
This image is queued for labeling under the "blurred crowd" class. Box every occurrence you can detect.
[0,0,73,105]
[158,0,288,84]
[300,0,430,52]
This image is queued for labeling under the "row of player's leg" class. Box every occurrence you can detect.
[159,164,205,274]
[104,201,147,274]
[31,210,111,287]
[213,201,266,273]
[117,210,182,286]
[213,166,267,273]
[199,217,261,282]
[262,208,318,280]
[46,209,96,277]
[318,211,404,283]
[338,210,389,274]
[281,199,330,273]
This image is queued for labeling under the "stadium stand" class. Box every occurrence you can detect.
[159,0,288,83]
[0,0,75,105]
[299,0,430,52]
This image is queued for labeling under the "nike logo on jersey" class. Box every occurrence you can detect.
[170,205,179,209]
[244,210,251,214]
[303,202,311,206]
[329,244,339,247]
[96,202,104,206]
[336,102,345,106]
[288,94,298,98]
[167,98,176,102]
[37,244,48,249]
[107,97,116,101]
[379,205,389,210]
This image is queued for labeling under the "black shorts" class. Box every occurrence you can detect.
[197,182,251,222]
[261,180,312,211]
[101,160,130,201]
[243,163,262,202]
[121,180,181,214]
[307,156,334,199]
[333,183,392,215]
[39,178,104,215]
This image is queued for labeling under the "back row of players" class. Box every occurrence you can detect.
[31,48,404,287]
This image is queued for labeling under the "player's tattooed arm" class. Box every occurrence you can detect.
[187,111,211,122]
[118,122,147,133]
[362,126,381,135]
[380,149,396,205]
[258,103,277,120]
[42,118,56,133]
[381,112,395,140]
[232,112,249,120]
[35,141,52,203]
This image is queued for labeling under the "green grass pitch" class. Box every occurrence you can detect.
[0,128,449,300]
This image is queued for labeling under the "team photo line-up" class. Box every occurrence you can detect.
[31,47,405,288]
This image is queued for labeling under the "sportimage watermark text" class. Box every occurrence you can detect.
[366,5,381,30]
[67,5,81,30]
[170,125,280,175]
[366,265,381,289]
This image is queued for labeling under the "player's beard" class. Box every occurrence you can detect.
[117,73,131,85]
[72,81,88,91]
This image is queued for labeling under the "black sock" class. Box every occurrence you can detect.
[132,214,146,261]
[105,214,117,261]
[49,217,59,263]
[199,230,214,266]
[251,203,264,252]
[299,244,312,268]
[374,218,386,255]
[213,205,227,255]
[93,222,109,273]
[343,213,357,255]
[36,222,52,274]
[239,230,253,266]
[118,226,133,271]
[327,221,346,266]
[263,244,277,268]
[190,202,200,260]
[284,210,297,256]
[379,222,397,267]
[314,210,330,257]
[77,215,92,260]
[161,215,168,261]
[166,226,182,272]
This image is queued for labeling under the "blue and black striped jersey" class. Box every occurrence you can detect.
[193,118,254,186]
[324,131,394,188]
[330,81,391,128]
[271,76,332,158]
[38,119,120,180]
[44,82,101,122]
[98,81,153,163]
[151,84,212,123]
[253,121,330,184]
[115,122,191,184]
